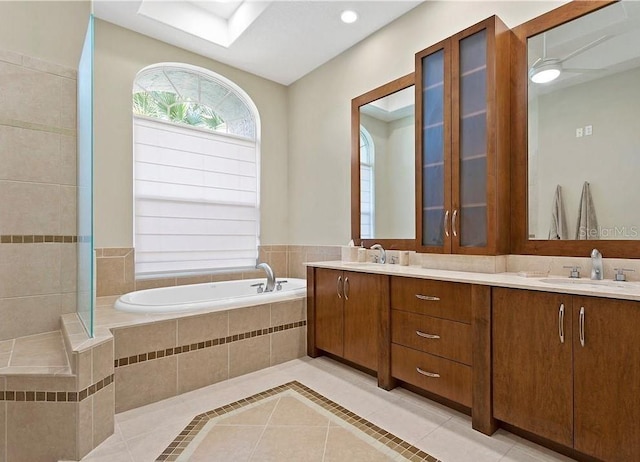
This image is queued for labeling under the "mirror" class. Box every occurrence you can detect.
[512,0,640,257]
[527,1,640,241]
[351,74,415,248]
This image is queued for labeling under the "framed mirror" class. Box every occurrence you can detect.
[351,73,416,249]
[512,0,640,257]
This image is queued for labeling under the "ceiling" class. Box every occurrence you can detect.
[93,0,423,86]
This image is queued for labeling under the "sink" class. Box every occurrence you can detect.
[539,278,636,289]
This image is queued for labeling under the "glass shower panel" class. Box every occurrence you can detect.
[77,15,94,337]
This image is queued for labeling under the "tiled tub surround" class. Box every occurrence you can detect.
[95,245,341,296]
[102,296,307,413]
[0,49,78,342]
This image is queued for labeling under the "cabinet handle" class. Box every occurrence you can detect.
[415,294,440,301]
[558,303,565,344]
[579,306,585,347]
[416,367,440,378]
[444,210,450,237]
[416,330,440,339]
[452,209,458,237]
[344,277,349,300]
[337,276,342,299]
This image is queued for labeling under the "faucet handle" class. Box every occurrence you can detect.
[250,282,265,293]
[390,255,399,264]
[563,265,581,278]
[275,280,288,291]
[614,268,635,282]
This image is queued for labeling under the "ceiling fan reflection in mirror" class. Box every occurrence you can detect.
[529,34,611,84]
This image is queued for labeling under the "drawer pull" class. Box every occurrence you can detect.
[416,330,440,339]
[416,367,440,378]
[415,294,440,301]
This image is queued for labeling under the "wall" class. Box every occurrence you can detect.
[0,1,89,70]
[532,67,640,240]
[0,51,79,340]
[287,1,567,245]
[93,20,290,248]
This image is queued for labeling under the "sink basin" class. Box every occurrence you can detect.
[539,278,635,289]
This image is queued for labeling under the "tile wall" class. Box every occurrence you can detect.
[113,298,307,412]
[0,49,77,341]
[96,245,341,296]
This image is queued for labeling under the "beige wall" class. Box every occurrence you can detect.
[93,20,289,248]
[0,1,89,69]
[287,1,567,245]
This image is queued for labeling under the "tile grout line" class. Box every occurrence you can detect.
[114,320,308,369]
[247,395,281,461]
[320,416,331,462]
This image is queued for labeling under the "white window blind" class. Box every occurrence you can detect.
[134,117,259,277]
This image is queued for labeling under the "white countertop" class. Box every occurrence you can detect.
[306,261,640,301]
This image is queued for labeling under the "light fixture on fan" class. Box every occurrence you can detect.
[529,34,610,84]
[529,59,562,83]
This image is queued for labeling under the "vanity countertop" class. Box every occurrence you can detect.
[306,261,640,301]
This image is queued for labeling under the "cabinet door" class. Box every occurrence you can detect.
[452,25,488,251]
[343,271,385,371]
[416,39,452,253]
[492,288,573,447]
[314,268,344,357]
[573,297,640,462]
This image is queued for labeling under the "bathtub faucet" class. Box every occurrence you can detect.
[256,262,276,292]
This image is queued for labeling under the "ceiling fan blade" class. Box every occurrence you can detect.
[530,57,542,69]
[559,35,612,63]
[563,68,603,74]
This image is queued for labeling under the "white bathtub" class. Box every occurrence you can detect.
[114,278,307,314]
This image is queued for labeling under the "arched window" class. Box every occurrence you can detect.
[133,63,260,277]
[360,127,375,239]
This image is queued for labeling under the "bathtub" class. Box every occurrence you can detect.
[115,278,307,314]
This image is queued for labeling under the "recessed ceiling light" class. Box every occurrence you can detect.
[341,10,358,24]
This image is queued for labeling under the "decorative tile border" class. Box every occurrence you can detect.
[157,381,441,462]
[0,235,78,244]
[0,374,114,403]
[114,321,307,368]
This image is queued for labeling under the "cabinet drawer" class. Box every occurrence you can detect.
[391,277,471,323]
[391,343,471,407]
[392,310,472,365]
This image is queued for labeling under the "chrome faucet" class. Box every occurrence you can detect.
[591,249,603,280]
[371,244,386,264]
[256,262,276,292]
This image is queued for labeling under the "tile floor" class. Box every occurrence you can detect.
[80,356,575,462]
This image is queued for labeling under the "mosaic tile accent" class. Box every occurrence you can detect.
[114,320,307,368]
[0,234,78,244]
[0,374,113,403]
[157,381,440,462]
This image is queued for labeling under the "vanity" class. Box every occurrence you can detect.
[306,262,640,462]
[313,1,640,461]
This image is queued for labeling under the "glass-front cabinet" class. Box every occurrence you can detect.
[416,16,511,255]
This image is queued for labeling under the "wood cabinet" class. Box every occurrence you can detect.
[311,267,387,372]
[390,277,473,407]
[493,288,640,461]
[416,16,510,255]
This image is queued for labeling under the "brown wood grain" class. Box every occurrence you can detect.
[391,343,472,407]
[377,275,394,390]
[471,284,497,435]
[392,310,471,365]
[390,276,471,323]
[492,287,574,447]
[573,296,640,462]
[343,271,385,371]
[314,268,345,357]
[306,266,319,357]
